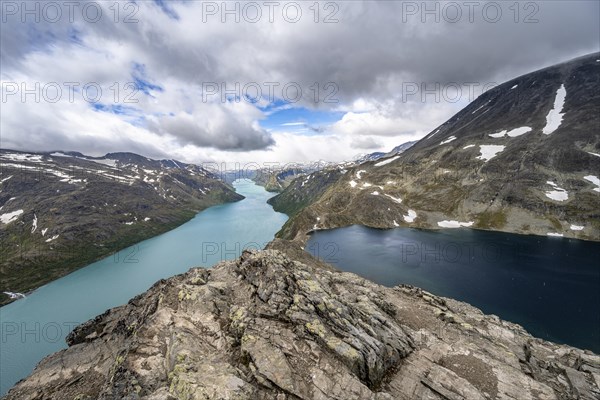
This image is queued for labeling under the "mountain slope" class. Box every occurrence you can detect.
[0,150,243,305]
[5,249,599,399]
[252,164,328,193]
[267,166,347,216]
[271,53,600,242]
[354,140,417,164]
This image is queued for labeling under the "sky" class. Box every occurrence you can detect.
[1,0,599,165]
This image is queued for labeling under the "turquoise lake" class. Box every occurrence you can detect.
[0,179,288,395]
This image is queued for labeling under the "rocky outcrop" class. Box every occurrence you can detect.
[5,249,599,399]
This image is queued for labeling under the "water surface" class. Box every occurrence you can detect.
[0,179,287,395]
[306,226,600,353]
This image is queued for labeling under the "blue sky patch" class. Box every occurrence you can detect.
[153,0,180,20]
[131,63,164,96]
[92,103,140,116]
[259,106,344,135]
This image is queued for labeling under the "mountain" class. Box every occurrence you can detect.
[5,247,599,399]
[266,165,347,216]
[355,141,418,164]
[251,142,417,195]
[0,150,243,305]
[251,164,329,193]
[388,140,417,156]
[354,151,387,163]
[269,53,600,242]
[252,166,307,192]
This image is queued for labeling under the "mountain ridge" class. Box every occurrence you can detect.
[0,149,243,305]
[269,52,600,242]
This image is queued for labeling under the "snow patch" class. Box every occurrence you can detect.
[507,127,532,137]
[511,84,518,90]
[91,159,119,167]
[371,191,380,196]
[477,145,505,162]
[374,156,400,167]
[545,190,568,201]
[45,235,59,242]
[403,210,417,223]
[584,175,600,192]
[31,214,38,233]
[0,175,13,184]
[489,127,531,138]
[356,170,366,179]
[489,130,507,138]
[463,144,475,149]
[49,152,72,158]
[440,136,457,145]
[542,84,566,135]
[471,101,490,114]
[1,153,43,162]
[547,233,564,237]
[393,220,399,227]
[349,180,357,188]
[3,292,26,300]
[384,194,402,204]
[570,225,584,231]
[144,217,151,222]
[41,228,48,236]
[588,152,600,157]
[427,128,441,139]
[437,220,474,228]
[544,181,568,201]
[1,209,24,224]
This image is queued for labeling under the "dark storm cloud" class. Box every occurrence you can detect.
[146,111,275,151]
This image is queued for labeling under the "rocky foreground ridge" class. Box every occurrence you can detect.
[5,247,599,399]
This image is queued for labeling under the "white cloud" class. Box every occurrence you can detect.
[330,100,457,140]
[0,1,598,163]
[350,136,383,150]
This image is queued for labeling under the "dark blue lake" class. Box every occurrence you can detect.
[306,225,600,353]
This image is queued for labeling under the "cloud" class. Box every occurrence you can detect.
[330,98,459,139]
[350,136,383,150]
[147,105,275,151]
[1,1,598,162]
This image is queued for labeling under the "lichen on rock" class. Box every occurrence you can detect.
[5,248,600,399]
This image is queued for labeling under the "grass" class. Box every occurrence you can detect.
[546,216,563,231]
[476,210,508,229]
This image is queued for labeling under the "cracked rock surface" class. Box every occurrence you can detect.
[5,249,599,399]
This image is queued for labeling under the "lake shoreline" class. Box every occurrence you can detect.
[306,225,600,353]
[0,179,287,395]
